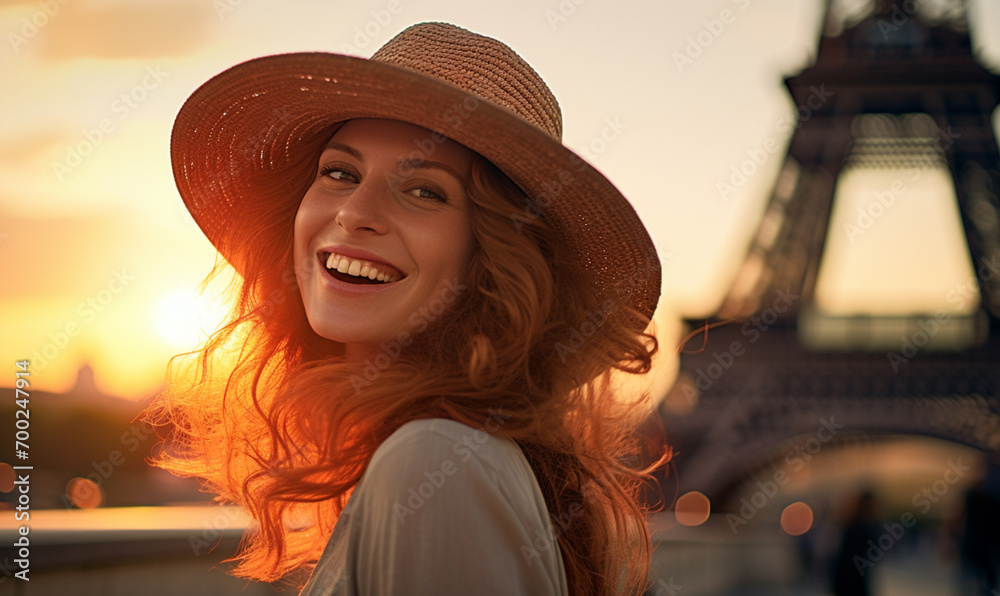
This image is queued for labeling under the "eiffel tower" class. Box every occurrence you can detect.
[660,0,1000,504]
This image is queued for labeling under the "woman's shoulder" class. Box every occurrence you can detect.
[369,416,519,474]
[311,416,568,595]
[356,415,554,535]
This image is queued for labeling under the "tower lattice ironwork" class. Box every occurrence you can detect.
[660,0,1000,504]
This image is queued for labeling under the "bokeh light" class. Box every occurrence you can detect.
[0,462,14,493]
[65,477,104,509]
[780,501,814,536]
[675,490,711,527]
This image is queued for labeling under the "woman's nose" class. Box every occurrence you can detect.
[334,178,389,234]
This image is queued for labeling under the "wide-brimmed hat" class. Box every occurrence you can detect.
[171,22,660,320]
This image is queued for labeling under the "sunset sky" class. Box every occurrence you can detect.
[2,0,999,399]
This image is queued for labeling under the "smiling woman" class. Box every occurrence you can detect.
[147,22,665,596]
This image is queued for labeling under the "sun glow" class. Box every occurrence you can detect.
[153,290,228,348]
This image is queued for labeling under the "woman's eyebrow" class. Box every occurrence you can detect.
[322,142,364,162]
[399,158,465,182]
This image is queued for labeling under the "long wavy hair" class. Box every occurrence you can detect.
[149,122,667,595]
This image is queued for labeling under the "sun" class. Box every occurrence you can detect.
[153,289,227,348]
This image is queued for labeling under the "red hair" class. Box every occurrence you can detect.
[149,126,667,595]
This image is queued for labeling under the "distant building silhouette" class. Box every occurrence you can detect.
[661,0,1000,503]
[72,363,103,398]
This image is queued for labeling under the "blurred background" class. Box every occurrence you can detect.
[1,0,999,594]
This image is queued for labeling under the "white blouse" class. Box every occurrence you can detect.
[299,418,569,595]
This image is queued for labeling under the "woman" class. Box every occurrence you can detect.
[153,22,665,595]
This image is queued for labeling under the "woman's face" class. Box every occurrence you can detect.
[294,118,476,359]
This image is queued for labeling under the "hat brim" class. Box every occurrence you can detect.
[171,52,660,319]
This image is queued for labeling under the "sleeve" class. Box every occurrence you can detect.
[344,420,565,595]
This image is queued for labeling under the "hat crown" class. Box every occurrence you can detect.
[370,22,563,140]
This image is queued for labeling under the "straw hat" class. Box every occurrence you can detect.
[172,22,660,319]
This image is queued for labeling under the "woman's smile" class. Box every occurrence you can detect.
[321,251,403,284]
[317,246,407,287]
[310,250,407,297]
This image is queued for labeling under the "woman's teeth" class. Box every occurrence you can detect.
[325,252,399,283]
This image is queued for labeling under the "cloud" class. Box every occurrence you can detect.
[39,2,214,60]
[0,129,70,168]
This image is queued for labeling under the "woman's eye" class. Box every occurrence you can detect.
[407,187,446,202]
[320,166,358,182]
